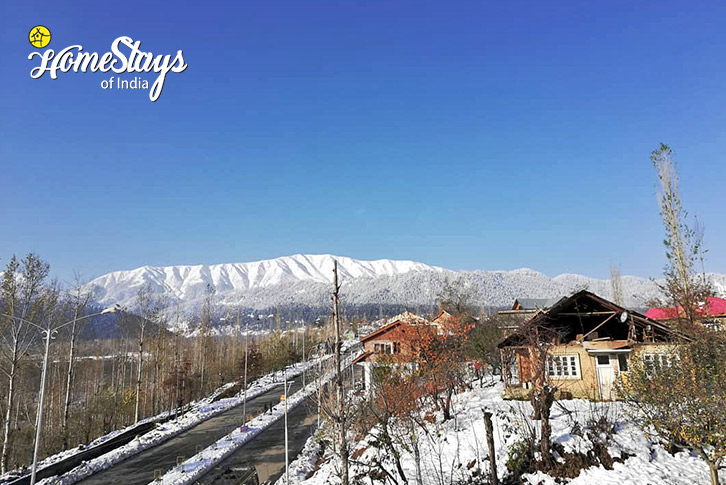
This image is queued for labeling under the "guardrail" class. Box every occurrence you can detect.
[2,413,174,485]
[2,380,237,485]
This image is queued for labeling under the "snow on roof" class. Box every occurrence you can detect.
[360,312,433,343]
[513,297,560,310]
[387,310,430,325]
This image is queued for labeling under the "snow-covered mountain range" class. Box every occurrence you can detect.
[87,254,442,307]
[86,254,726,314]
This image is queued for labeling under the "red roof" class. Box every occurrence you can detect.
[646,296,726,320]
[360,312,432,343]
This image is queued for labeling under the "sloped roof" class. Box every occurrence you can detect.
[499,290,689,348]
[352,351,373,364]
[646,296,726,320]
[513,298,560,310]
[432,309,478,326]
[390,311,430,325]
[360,312,432,343]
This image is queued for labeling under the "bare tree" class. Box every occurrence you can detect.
[437,277,477,316]
[504,320,561,471]
[132,283,154,423]
[0,254,52,473]
[322,260,350,485]
[527,325,557,470]
[198,284,215,393]
[150,292,168,416]
[61,274,91,449]
[610,265,624,306]
[651,144,712,330]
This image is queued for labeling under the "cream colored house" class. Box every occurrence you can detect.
[498,291,689,400]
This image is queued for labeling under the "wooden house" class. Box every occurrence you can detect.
[496,297,560,334]
[432,307,479,329]
[498,290,689,400]
[353,311,433,393]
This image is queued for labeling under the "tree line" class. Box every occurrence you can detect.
[0,256,324,475]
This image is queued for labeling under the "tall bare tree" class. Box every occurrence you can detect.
[333,261,349,485]
[150,291,168,416]
[133,283,154,423]
[0,254,52,473]
[651,144,712,330]
[198,284,215,394]
[610,265,624,306]
[61,274,91,449]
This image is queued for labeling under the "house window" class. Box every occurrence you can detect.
[547,355,580,379]
[393,342,401,354]
[373,343,392,354]
[596,355,609,366]
[618,354,629,372]
[703,319,721,331]
[508,359,520,385]
[642,353,676,371]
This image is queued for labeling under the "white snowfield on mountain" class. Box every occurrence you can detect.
[86,254,443,305]
[85,253,726,310]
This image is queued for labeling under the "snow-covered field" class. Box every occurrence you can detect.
[32,357,329,485]
[294,378,726,485]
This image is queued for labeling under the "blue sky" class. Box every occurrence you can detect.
[1,1,725,283]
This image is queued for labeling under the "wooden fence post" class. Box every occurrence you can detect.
[483,410,498,485]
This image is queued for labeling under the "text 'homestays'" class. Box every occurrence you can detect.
[28,36,188,102]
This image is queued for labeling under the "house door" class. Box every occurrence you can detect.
[595,354,615,400]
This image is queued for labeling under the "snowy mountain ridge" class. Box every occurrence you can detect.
[86,253,726,312]
[87,254,444,308]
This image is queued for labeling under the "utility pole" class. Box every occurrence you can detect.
[243,320,249,421]
[317,356,322,428]
[234,309,241,375]
[283,365,289,484]
[31,327,52,485]
[302,322,306,387]
[333,260,348,485]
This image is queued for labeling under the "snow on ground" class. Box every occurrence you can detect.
[34,357,330,485]
[297,376,726,485]
[154,349,362,485]
[0,379,240,484]
[275,426,325,485]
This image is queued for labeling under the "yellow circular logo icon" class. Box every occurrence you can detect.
[29,26,51,48]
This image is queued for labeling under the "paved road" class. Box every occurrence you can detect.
[76,374,311,485]
[198,360,361,484]
[196,398,319,484]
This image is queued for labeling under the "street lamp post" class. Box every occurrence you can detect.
[283,367,290,485]
[242,320,248,420]
[1,304,120,485]
[301,323,306,387]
